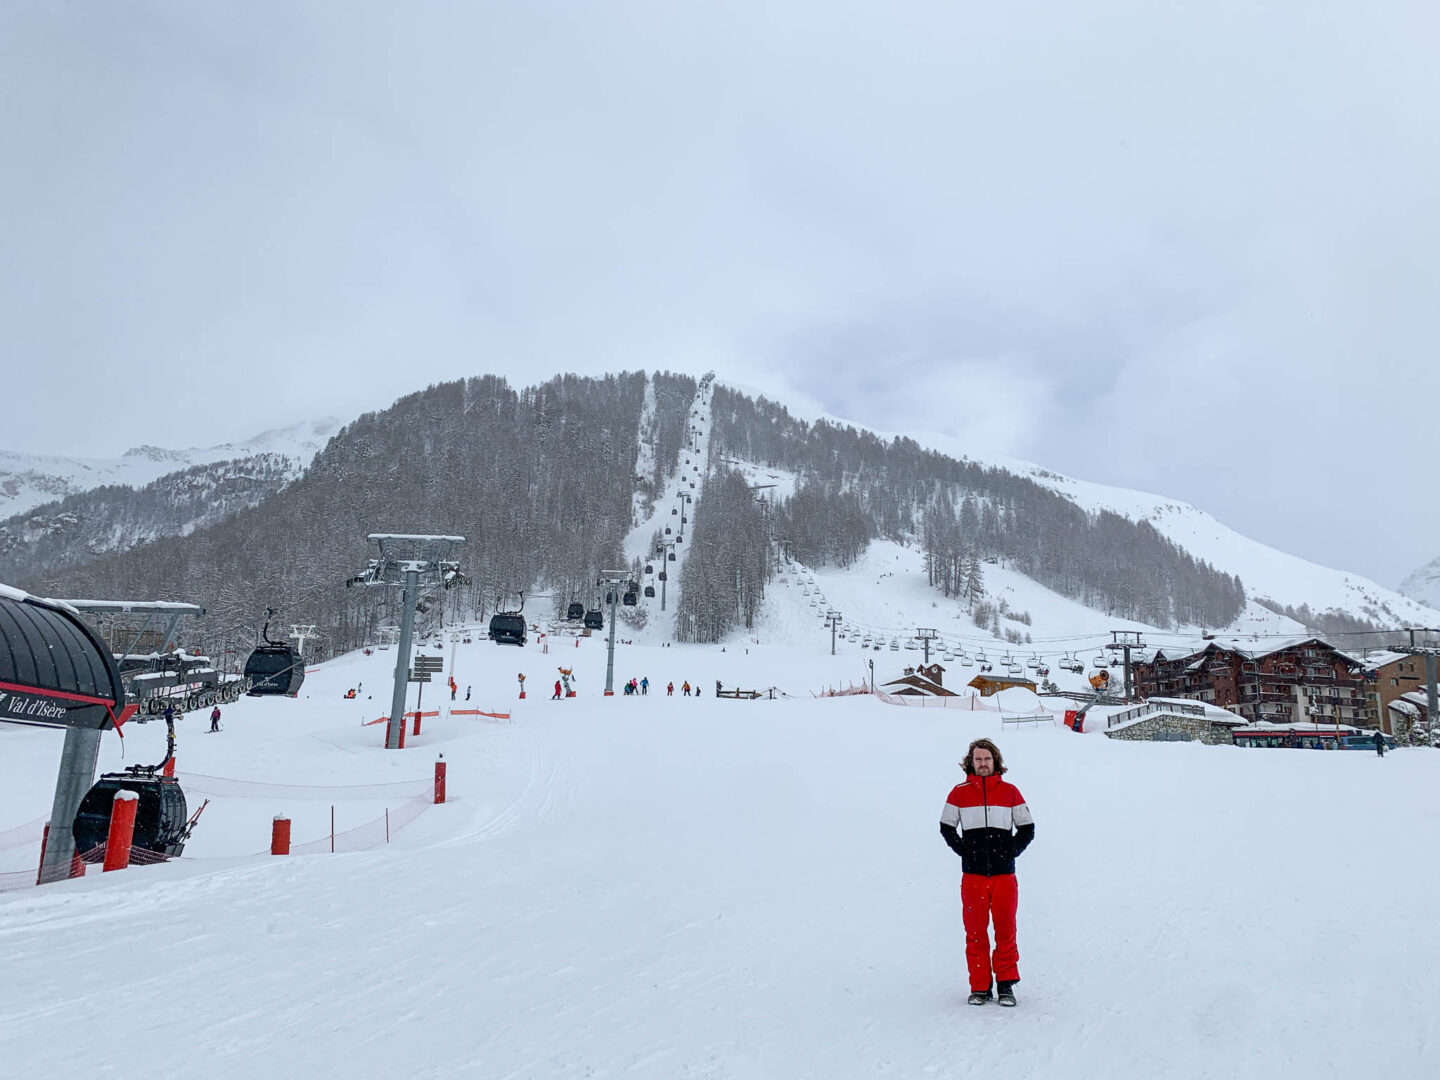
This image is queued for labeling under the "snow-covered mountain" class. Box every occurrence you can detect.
[0,453,309,582]
[713,379,1440,636]
[1013,467,1440,631]
[0,418,342,520]
[1398,556,1440,612]
[11,371,1434,649]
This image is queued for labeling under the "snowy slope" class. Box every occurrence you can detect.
[1398,555,1440,611]
[714,379,1440,632]
[1017,467,1440,628]
[2,636,1437,1078]
[0,417,342,520]
[622,379,716,638]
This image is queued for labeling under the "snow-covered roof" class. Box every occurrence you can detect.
[1366,650,1413,671]
[1146,697,1247,724]
[0,582,82,616]
[1143,636,1377,670]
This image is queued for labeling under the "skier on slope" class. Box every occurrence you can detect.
[209,706,221,732]
[939,738,1035,1007]
[1374,729,1386,756]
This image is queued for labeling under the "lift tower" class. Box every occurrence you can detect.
[349,534,465,750]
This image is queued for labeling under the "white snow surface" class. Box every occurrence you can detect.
[3,632,1437,1078]
[0,417,342,519]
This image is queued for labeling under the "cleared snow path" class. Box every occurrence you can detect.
[3,685,1438,1078]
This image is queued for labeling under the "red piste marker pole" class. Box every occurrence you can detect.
[434,757,447,804]
[413,711,422,736]
[103,790,139,872]
[271,815,291,855]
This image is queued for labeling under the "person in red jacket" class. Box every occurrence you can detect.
[939,738,1034,1007]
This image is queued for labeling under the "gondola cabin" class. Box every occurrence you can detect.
[244,644,305,696]
[488,612,527,646]
[72,773,190,860]
[566,601,584,621]
[583,609,604,630]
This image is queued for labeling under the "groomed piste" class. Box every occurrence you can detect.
[1,632,1437,1079]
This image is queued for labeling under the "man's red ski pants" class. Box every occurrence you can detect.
[961,872,1019,991]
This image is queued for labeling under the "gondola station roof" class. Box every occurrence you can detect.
[0,584,128,730]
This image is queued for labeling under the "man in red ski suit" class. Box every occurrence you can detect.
[939,738,1034,1006]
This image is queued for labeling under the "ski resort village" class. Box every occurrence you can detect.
[7,7,1439,1078]
[2,371,1438,1079]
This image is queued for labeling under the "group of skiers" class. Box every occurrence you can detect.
[535,674,718,698]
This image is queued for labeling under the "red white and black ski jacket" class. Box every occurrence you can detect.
[939,774,1034,876]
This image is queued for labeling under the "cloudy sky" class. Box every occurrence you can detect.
[4,2,1436,587]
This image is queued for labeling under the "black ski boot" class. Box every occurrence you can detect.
[967,987,993,1006]
[997,980,1017,1007]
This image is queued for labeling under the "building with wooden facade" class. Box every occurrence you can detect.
[882,663,956,697]
[1132,638,1380,729]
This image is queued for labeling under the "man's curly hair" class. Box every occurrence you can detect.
[962,737,1007,776]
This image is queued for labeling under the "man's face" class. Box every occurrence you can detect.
[972,748,995,776]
